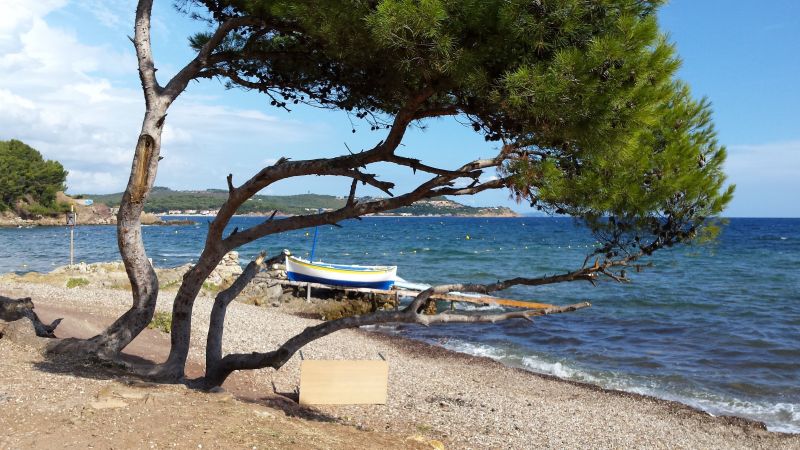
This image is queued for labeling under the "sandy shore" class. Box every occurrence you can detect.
[1,280,798,449]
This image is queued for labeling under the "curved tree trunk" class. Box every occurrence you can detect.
[88,112,165,356]
[155,247,225,379]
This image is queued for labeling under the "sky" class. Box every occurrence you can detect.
[0,1,798,217]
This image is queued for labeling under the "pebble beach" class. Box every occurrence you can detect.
[1,279,798,449]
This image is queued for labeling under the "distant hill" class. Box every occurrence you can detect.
[82,187,517,217]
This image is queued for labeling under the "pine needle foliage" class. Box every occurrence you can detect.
[0,139,68,214]
[183,0,733,258]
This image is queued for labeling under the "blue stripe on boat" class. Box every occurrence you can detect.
[287,271,395,290]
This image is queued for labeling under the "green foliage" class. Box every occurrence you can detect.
[90,188,345,214]
[23,201,71,217]
[148,311,173,333]
[202,281,220,292]
[0,139,68,215]
[66,278,90,289]
[159,279,180,290]
[86,188,498,216]
[187,0,731,258]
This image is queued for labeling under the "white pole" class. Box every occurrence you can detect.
[69,204,74,267]
[306,282,312,302]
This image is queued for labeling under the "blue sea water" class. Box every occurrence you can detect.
[1,217,798,432]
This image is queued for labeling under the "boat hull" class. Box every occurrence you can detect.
[286,256,397,290]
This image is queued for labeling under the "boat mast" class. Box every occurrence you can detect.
[309,208,322,262]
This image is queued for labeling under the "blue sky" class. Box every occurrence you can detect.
[1,1,798,217]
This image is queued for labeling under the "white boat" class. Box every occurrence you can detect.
[285,255,397,290]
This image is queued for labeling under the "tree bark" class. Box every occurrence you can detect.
[0,295,61,338]
[70,0,167,358]
[203,252,283,387]
[156,247,225,379]
[78,0,248,365]
[87,112,165,357]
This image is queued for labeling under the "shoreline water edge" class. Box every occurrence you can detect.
[1,216,798,436]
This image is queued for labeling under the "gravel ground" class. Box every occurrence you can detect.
[2,280,799,449]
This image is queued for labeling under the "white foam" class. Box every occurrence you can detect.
[441,340,508,359]
[433,338,800,434]
[521,356,599,382]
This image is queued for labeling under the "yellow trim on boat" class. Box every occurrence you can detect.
[288,257,393,275]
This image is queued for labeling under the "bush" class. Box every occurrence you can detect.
[0,140,67,212]
[66,278,90,288]
[22,201,71,217]
[148,311,172,333]
[202,281,220,292]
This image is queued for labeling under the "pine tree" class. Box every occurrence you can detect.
[52,0,732,384]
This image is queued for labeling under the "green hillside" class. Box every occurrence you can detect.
[82,188,516,217]
[86,187,345,215]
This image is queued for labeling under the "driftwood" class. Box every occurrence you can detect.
[0,295,61,338]
[195,251,591,387]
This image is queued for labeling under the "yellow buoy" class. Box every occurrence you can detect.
[305,232,310,236]
[465,234,471,240]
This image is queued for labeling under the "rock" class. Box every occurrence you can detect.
[90,398,128,409]
[253,409,275,419]
[2,318,49,353]
[271,302,280,308]
[428,440,446,450]
[96,385,116,399]
[118,390,147,400]
[405,435,446,449]
[211,392,235,403]
[207,251,243,286]
[263,284,283,300]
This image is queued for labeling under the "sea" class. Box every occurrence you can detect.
[1,216,798,433]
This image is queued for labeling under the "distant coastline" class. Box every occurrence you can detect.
[0,208,518,228]
[0,187,518,228]
[85,187,519,218]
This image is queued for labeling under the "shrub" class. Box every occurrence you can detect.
[66,278,90,288]
[148,311,172,333]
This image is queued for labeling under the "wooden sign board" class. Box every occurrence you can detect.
[299,360,388,405]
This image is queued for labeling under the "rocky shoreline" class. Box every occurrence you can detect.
[0,211,192,228]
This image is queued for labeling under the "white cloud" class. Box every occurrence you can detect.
[68,169,122,194]
[0,0,66,52]
[0,1,318,194]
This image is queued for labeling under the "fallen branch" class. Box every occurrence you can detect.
[0,295,61,338]
[198,274,591,386]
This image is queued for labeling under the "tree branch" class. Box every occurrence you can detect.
[386,154,482,178]
[204,91,443,245]
[212,294,589,382]
[346,179,358,206]
[161,16,262,103]
[206,251,285,371]
[430,177,510,197]
[133,0,160,107]
[219,150,511,250]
